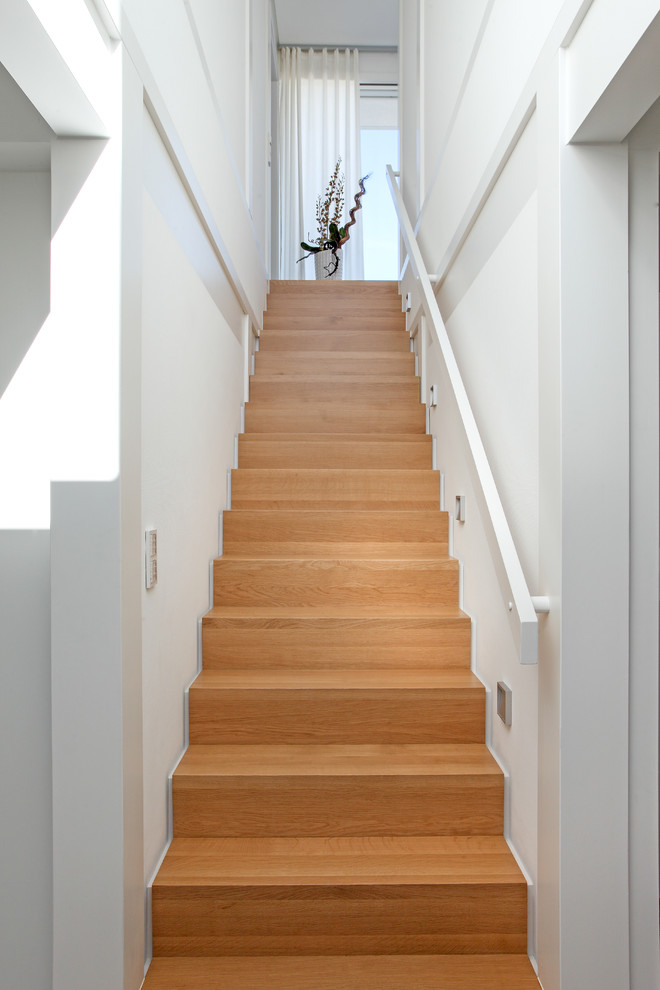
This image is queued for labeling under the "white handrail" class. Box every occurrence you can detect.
[386,165,544,664]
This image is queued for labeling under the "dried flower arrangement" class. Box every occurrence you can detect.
[298,157,369,277]
[313,157,345,247]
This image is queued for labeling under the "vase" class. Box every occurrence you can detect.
[314,248,342,280]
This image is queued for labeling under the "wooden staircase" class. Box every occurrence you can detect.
[144,280,541,988]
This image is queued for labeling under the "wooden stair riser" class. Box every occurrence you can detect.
[268,279,399,296]
[230,469,440,510]
[264,293,403,315]
[265,292,403,309]
[143,954,544,989]
[172,775,503,838]
[188,687,485,745]
[152,882,525,957]
[249,379,420,404]
[257,331,410,353]
[237,435,432,469]
[253,352,416,377]
[262,315,406,333]
[222,510,448,558]
[201,615,472,669]
[244,403,426,435]
[212,559,459,608]
[263,298,404,315]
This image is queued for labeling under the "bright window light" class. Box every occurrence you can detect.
[360,128,400,280]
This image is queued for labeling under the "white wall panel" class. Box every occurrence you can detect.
[0,171,50,400]
[418,0,563,269]
[422,0,490,201]
[438,114,539,587]
[627,107,660,990]
[426,312,540,958]
[123,0,267,321]
[188,0,249,190]
[442,194,539,587]
[0,531,51,990]
[141,185,243,887]
[566,0,660,140]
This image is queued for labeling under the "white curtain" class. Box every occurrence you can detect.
[278,47,364,280]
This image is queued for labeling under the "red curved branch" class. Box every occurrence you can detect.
[338,175,369,247]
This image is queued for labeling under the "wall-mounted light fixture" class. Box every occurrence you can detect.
[497,681,512,726]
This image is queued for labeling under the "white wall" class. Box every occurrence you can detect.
[422,110,540,952]
[402,6,543,954]
[0,1,272,985]
[417,0,563,273]
[438,114,539,587]
[122,0,269,323]
[189,0,249,189]
[558,138,631,990]
[0,169,50,398]
[249,0,272,261]
[399,1,660,987]
[421,0,490,202]
[398,0,421,217]
[627,99,660,990]
[141,113,244,892]
[0,530,52,990]
[51,480,126,990]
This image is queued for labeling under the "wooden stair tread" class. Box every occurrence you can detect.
[154,835,524,886]
[223,545,449,560]
[214,556,456,567]
[261,320,407,333]
[204,604,469,619]
[268,279,400,291]
[263,309,404,322]
[257,331,410,352]
[253,354,416,375]
[237,437,433,469]
[245,399,423,409]
[265,292,402,304]
[232,467,437,476]
[239,432,431,442]
[265,294,402,307]
[212,558,458,608]
[144,954,541,989]
[191,668,483,691]
[222,546,447,559]
[175,743,500,777]
[254,352,411,359]
[222,509,449,558]
[230,469,438,509]
[250,375,416,384]
[201,607,472,670]
[173,748,503,838]
[188,667,484,746]
[246,386,421,409]
[243,406,426,436]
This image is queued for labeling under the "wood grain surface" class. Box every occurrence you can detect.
[237,434,432,469]
[143,954,541,989]
[147,279,538,987]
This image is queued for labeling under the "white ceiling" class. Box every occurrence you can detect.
[273,0,398,49]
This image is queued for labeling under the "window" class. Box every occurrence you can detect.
[359,51,399,280]
[360,125,400,280]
